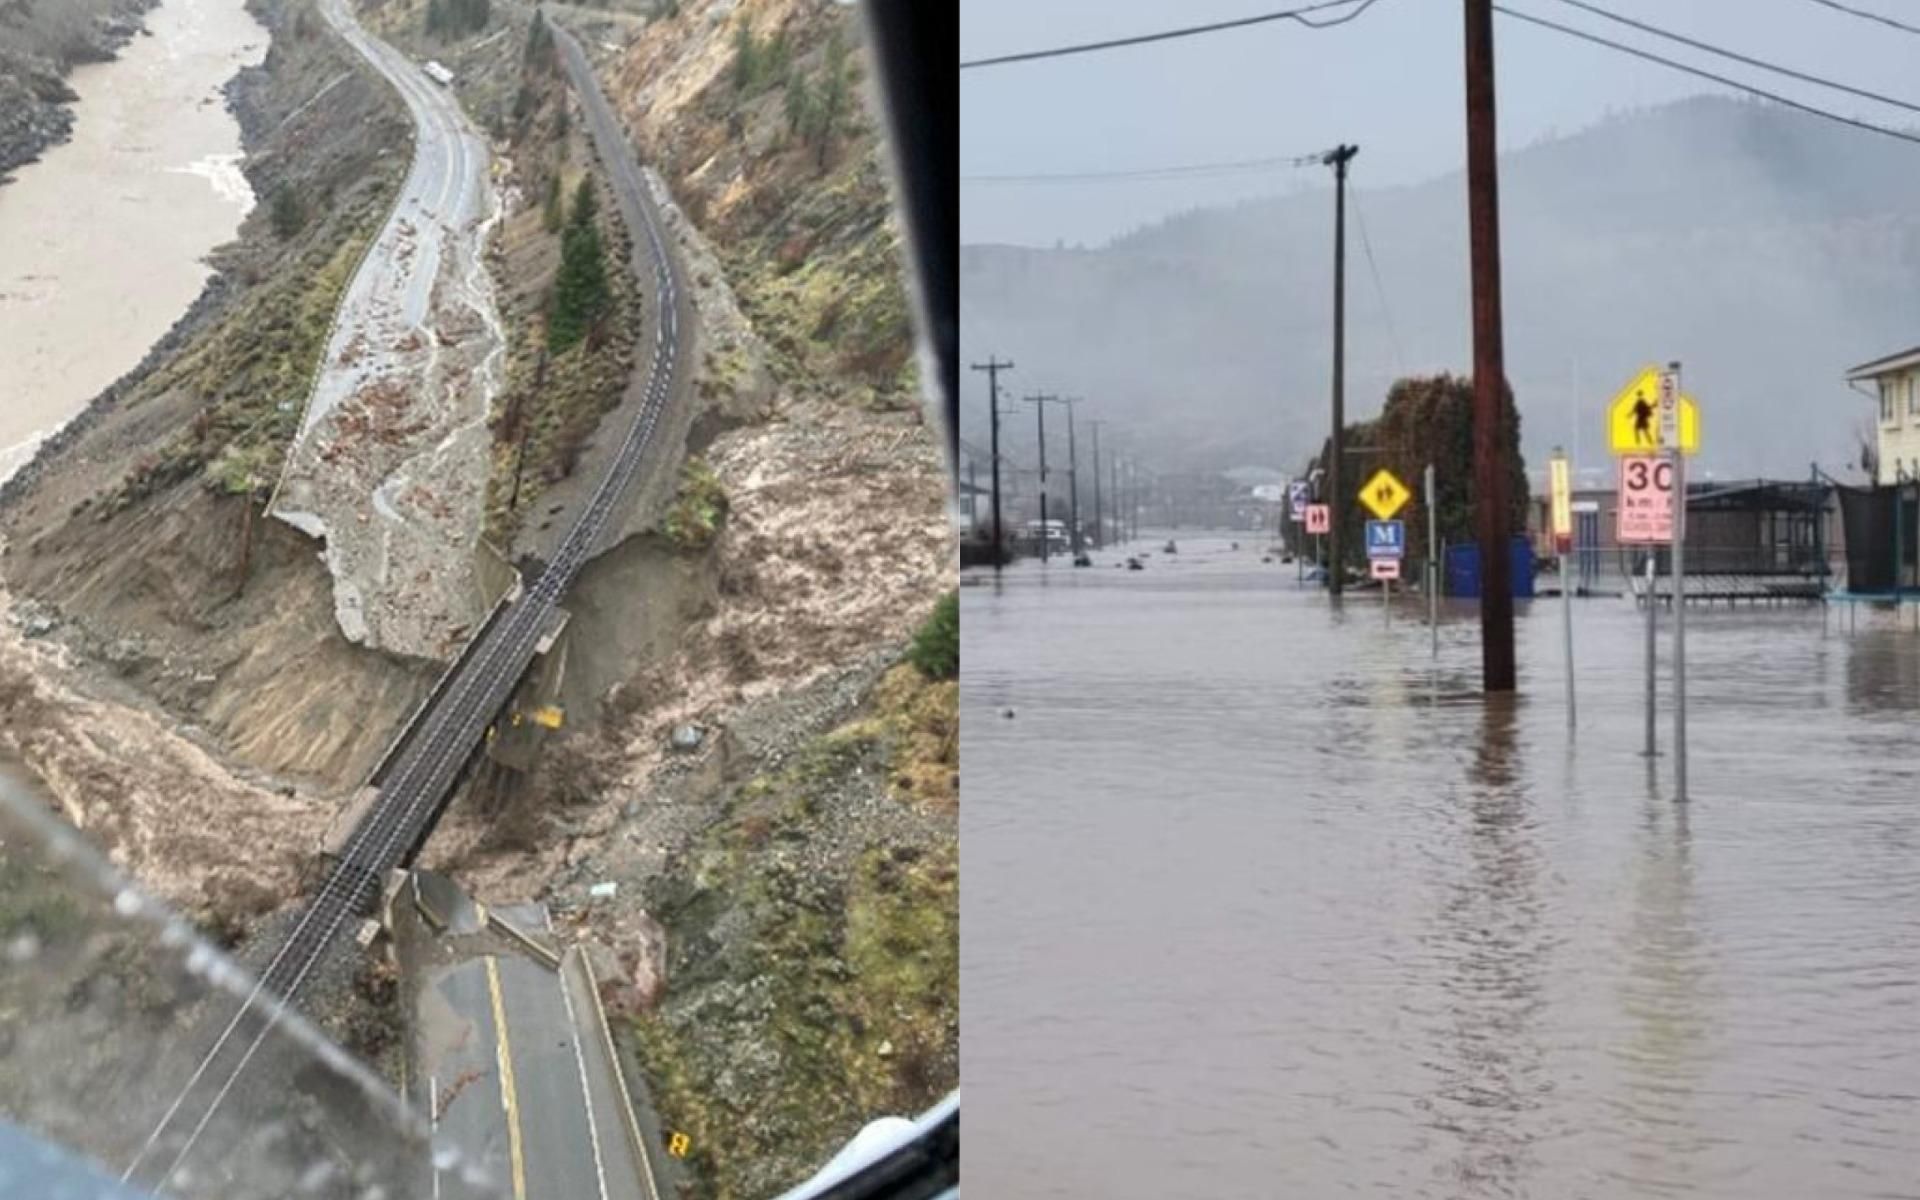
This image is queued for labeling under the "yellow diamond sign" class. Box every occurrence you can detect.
[1358,468,1411,520]
[1607,365,1699,455]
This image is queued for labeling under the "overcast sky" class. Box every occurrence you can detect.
[961,0,1920,247]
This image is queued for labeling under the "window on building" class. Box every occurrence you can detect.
[1907,374,1920,416]
[1881,377,1899,425]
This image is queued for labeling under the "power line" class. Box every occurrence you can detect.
[1802,0,1920,37]
[1493,5,1920,148]
[963,150,1323,185]
[961,0,1380,70]
[1349,184,1406,378]
[1545,0,1920,115]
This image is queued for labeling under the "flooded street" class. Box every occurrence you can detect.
[962,534,1920,1199]
[0,0,264,477]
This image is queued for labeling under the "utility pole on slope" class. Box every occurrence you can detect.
[1024,394,1057,563]
[1320,143,1359,597]
[1465,0,1516,691]
[971,357,1012,569]
[1090,419,1106,551]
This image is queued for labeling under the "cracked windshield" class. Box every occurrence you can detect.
[1,0,954,1197]
[962,0,1920,1197]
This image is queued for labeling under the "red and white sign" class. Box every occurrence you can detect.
[1305,504,1331,535]
[1617,453,1674,544]
[1370,558,1401,581]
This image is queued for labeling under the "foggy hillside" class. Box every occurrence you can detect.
[960,95,1920,480]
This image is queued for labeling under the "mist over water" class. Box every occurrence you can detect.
[962,536,1920,1199]
[0,0,264,473]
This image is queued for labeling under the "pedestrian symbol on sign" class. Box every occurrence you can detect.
[1631,389,1654,446]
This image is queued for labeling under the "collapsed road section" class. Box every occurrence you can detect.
[271,0,508,660]
[119,7,690,1191]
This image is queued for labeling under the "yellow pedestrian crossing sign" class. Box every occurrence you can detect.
[1608,366,1698,455]
[1358,468,1411,520]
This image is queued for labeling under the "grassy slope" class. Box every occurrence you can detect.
[633,662,957,1200]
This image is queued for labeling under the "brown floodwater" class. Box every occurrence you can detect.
[0,0,264,479]
[962,534,1920,1199]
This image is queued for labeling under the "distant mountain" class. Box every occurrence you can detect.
[960,95,1920,479]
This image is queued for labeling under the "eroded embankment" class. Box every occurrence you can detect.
[0,0,440,928]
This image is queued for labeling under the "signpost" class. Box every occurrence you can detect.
[1288,481,1310,521]
[1663,364,1688,800]
[1425,464,1438,658]
[1606,363,1694,793]
[1551,448,1575,728]
[1305,504,1331,535]
[1370,559,1401,580]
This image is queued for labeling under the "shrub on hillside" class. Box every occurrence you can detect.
[907,592,957,681]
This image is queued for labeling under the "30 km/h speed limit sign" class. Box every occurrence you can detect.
[1617,453,1674,543]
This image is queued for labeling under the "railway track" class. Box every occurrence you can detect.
[121,9,684,1191]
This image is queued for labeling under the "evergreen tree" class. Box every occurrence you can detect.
[270,185,306,239]
[524,10,553,71]
[732,22,758,92]
[783,70,812,140]
[542,173,563,234]
[426,0,444,34]
[812,25,851,169]
[548,221,610,353]
[570,176,597,229]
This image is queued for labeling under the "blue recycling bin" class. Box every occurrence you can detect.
[1444,536,1535,599]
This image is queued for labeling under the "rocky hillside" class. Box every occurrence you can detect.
[962,95,1920,476]
[0,0,434,921]
[0,0,156,182]
[404,1,956,1193]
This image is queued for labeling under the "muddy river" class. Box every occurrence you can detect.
[0,0,264,480]
[962,535,1920,1199]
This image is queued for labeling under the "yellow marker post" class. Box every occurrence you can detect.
[486,956,528,1200]
[668,1132,691,1158]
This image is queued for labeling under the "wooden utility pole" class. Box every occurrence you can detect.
[1024,394,1057,562]
[1090,419,1105,550]
[1049,396,1083,557]
[1323,144,1359,596]
[970,357,1012,568]
[1465,0,1516,691]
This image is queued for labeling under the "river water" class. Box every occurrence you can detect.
[0,0,264,479]
[962,534,1920,1199]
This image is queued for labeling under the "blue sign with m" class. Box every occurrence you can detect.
[1365,519,1405,560]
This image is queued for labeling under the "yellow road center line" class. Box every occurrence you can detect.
[486,956,527,1200]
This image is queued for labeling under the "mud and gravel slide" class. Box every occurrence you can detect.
[270,0,508,662]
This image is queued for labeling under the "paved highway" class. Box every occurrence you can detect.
[121,5,687,1191]
[298,0,495,439]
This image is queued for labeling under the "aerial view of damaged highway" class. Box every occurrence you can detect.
[0,1,956,1196]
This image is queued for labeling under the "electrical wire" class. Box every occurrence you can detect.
[1492,4,1920,148]
[1349,185,1406,378]
[964,150,1324,185]
[961,0,1379,70]
[1801,0,1920,37]
[1544,0,1920,115]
